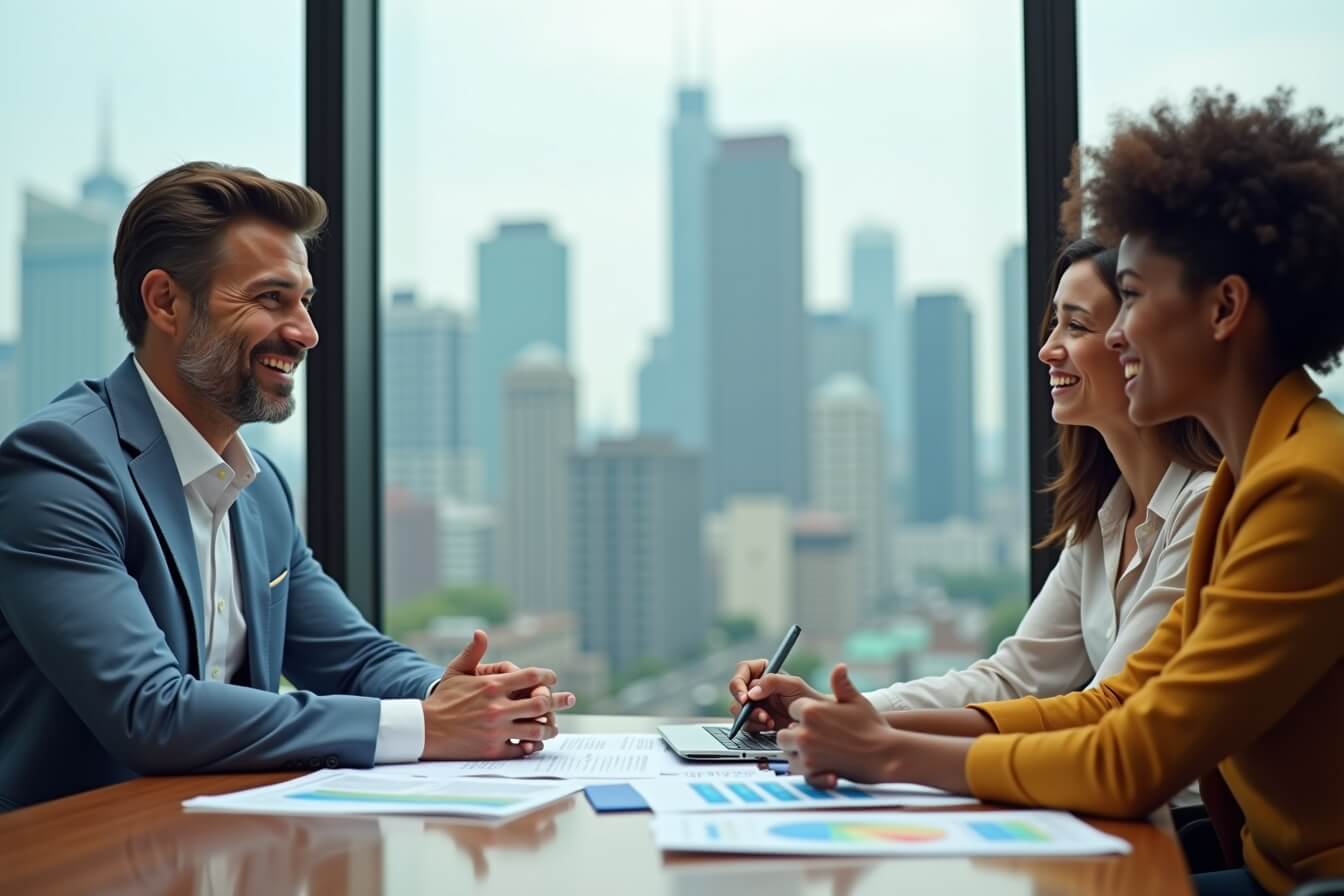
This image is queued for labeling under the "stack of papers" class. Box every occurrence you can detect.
[652,809,1133,857]
[377,733,769,781]
[633,776,978,813]
[182,770,581,821]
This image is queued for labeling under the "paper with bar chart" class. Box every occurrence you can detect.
[633,776,978,813]
[182,770,582,820]
[652,810,1133,857]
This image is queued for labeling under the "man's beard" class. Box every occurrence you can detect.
[176,311,297,425]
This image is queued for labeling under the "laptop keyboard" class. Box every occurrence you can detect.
[706,726,780,752]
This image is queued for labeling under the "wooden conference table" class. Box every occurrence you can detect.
[0,715,1193,895]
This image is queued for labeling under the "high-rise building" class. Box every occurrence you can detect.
[0,342,18,437]
[638,86,716,449]
[437,501,497,588]
[807,312,873,392]
[475,220,568,499]
[706,134,806,509]
[383,488,439,606]
[637,331,676,439]
[382,289,479,503]
[791,511,859,644]
[719,496,792,636]
[912,292,977,523]
[570,436,706,676]
[848,226,906,475]
[810,373,888,612]
[500,344,575,616]
[19,131,128,416]
[1000,244,1028,495]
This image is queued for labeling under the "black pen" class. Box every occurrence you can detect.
[728,624,802,740]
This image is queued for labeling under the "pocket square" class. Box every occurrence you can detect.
[268,569,289,588]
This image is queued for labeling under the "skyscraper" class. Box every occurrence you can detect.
[475,220,568,499]
[912,292,977,523]
[719,496,793,636]
[637,331,676,439]
[19,133,128,416]
[848,226,906,475]
[809,373,888,612]
[500,344,575,617]
[383,488,439,607]
[791,511,859,644]
[382,289,478,502]
[638,85,716,448]
[1000,244,1028,496]
[570,436,706,676]
[0,341,18,437]
[807,311,873,392]
[706,134,806,508]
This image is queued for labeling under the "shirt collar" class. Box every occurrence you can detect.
[1096,474,1131,533]
[1097,461,1196,531]
[132,357,259,489]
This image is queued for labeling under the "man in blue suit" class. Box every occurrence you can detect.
[0,162,575,809]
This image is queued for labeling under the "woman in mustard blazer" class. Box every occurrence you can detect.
[776,87,1344,896]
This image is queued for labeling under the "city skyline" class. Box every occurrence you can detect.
[7,1,1344,439]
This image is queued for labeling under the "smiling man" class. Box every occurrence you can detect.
[0,162,574,810]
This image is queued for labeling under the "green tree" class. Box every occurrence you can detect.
[932,570,1028,607]
[713,614,759,644]
[985,597,1027,655]
[608,657,670,694]
[785,651,824,685]
[386,585,512,641]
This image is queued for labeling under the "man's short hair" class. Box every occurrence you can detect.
[113,162,328,346]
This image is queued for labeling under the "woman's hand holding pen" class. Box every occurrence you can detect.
[727,659,827,731]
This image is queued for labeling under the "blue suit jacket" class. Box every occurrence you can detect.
[0,357,442,809]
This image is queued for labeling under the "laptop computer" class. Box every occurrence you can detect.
[657,723,782,760]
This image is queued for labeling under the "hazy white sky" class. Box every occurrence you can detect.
[3,0,1343,442]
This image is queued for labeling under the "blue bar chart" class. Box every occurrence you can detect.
[634,776,977,814]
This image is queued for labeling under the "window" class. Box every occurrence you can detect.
[379,0,1029,712]
[0,1,307,504]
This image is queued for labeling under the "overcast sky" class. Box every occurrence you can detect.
[3,0,1343,444]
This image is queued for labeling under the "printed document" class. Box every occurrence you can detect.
[182,770,581,820]
[651,809,1133,857]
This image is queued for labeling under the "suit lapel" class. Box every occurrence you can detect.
[230,491,272,691]
[106,357,208,677]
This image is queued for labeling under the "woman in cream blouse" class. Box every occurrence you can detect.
[728,239,1220,725]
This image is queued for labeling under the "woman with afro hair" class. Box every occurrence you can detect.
[774,88,1344,896]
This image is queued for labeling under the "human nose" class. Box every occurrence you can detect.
[1039,329,1064,365]
[281,303,319,351]
[1105,307,1128,353]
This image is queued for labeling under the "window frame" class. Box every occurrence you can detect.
[302,0,1080,627]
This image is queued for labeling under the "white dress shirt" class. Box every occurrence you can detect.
[133,360,425,763]
[865,461,1213,711]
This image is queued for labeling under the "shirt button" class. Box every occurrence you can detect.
[211,667,222,680]
[216,600,225,613]
[216,469,229,481]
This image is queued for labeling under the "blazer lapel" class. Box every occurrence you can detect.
[108,357,207,677]
[230,491,272,691]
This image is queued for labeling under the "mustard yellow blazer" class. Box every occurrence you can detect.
[965,369,1344,895]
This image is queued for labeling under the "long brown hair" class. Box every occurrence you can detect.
[1035,239,1222,549]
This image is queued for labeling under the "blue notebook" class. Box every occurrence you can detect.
[584,783,650,813]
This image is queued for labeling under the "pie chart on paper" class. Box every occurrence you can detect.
[768,821,948,844]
